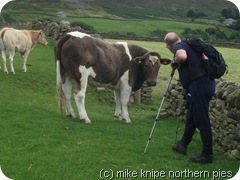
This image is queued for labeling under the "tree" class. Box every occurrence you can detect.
[187,10,195,19]
[221,8,240,19]
[229,31,240,42]
[214,29,228,41]
[150,29,168,38]
[1,13,15,23]
[205,27,216,35]
[182,28,210,40]
[230,19,240,30]
[186,9,207,20]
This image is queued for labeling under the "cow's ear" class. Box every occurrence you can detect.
[39,31,43,36]
[160,58,171,65]
[134,57,145,64]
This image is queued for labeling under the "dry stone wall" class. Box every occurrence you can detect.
[32,20,87,41]
[164,79,240,160]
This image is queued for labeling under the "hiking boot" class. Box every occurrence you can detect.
[172,141,187,155]
[188,154,213,164]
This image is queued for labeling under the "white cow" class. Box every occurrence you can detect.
[0,27,48,74]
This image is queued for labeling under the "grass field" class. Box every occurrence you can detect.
[0,37,239,180]
[65,17,216,37]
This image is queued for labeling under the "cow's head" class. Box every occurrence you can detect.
[38,31,48,46]
[134,52,171,86]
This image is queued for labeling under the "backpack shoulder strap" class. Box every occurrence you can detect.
[183,38,207,80]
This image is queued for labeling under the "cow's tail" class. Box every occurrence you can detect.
[0,28,8,50]
[56,60,64,116]
[54,35,71,116]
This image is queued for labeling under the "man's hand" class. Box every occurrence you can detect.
[171,61,179,70]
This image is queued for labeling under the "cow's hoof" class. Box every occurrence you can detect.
[9,70,15,75]
[67,114,72,118]
[125,119,132,123]
[85,121,91,124]
[114,115,123,121]
[67,114,76,119]
[83,119,91,124]
[79,117,91,124]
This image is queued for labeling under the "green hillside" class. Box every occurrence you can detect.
[1,0,240,42]
[2,0,236,20]
[98,0,234,19]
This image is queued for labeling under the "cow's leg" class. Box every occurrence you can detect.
[120,85,132,123]
[9,50,15,74]
[114,90,123,120]
[73,66,91,124]
[21,50,30,72]
[1,50,8,74]
[117,71,132,123]
[62,77,76,118]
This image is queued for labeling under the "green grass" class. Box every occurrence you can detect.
[0,38,239,180]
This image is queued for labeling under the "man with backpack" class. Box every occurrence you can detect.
[164,32,216,164]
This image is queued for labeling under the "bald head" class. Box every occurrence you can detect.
[164,32,181,46]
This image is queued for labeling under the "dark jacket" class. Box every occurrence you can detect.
[173,41,205,89]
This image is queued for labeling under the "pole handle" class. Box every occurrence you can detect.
[170,66,177,77]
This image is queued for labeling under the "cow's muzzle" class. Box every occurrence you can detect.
[147,81,156,87]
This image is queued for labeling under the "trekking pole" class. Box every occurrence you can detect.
[174,97,183,144]
[174,91,187,144]
[174,114,180,144]
[142,66,177,155]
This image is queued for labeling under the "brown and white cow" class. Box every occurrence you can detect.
[55,31,171,123]
[0,27,48,74]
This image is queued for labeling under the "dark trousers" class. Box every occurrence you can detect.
[181,75,215,155]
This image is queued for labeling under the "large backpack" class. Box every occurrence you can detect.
[184,38,228,79]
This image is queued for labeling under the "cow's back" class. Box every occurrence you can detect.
[59,35,131,85]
